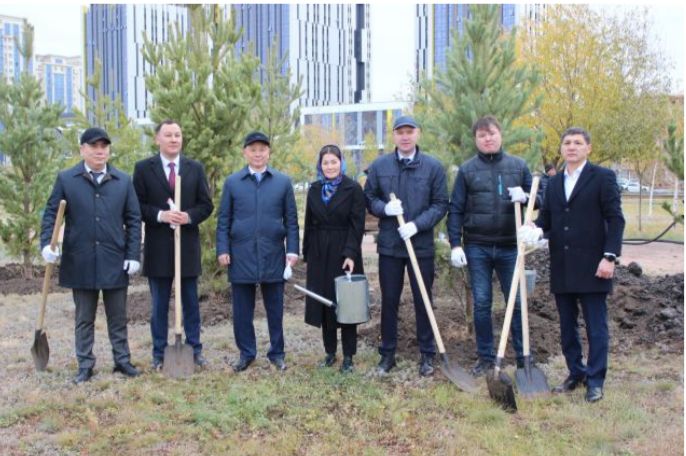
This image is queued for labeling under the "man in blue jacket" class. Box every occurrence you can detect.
[216,132,299,372]
[364,116,448,377]
[520,127,625,403]
[40,127,142,384]
[447,115,534,377]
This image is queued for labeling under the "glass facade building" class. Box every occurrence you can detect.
[35,55,84,116]
[0,14,32,83]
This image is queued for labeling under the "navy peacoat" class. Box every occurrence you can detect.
[216,166,299,284]
[40,161,142,290]
[536,162,625,294]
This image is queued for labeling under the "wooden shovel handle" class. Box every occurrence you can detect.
[494,176,540,361]
[37,199,66,331]
[514,201,531,356]
[390,193,447,354]
[174,176,183,335]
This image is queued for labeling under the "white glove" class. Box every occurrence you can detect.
[450,247,467,268]
[397,222,418,240]
[508,186,527,203]
[166,198,178,229]
[124,260,141,275]
[41,245,60,264]
[283,264,293,280]
[518,225,543,246]
[384,199,404,216]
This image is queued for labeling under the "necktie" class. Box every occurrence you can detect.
[90,171,104,184]
[400,158,411,166]
[168,162,176,192]
[254,172,262,183]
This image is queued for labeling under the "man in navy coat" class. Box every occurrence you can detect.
[520,127,625,403]
[133,120,213,370]
[216,132,299,372]
[41,127,142,384]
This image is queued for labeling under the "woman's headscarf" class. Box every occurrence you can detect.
[317,144,346,205]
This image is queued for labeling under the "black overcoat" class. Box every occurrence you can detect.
[302,176,366,327]
[132,154,213,278]
[536,162,625,294]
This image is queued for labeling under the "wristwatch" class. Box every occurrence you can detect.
[603,253,619,264]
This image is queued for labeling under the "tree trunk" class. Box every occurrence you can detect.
[22,250,34,280]
[674,176,679,213]
[648,161,657,216]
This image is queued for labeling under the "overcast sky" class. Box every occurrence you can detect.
[1,3,683,101]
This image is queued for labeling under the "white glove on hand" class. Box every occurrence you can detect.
[166,198,178,229]
[450,247,467,268]
[508,186,527,203]
[518,225,543,246]
[41,245,60,264]
[283,264,293,281]
[397,222,418,240]
[123,260,140,275]
[384,199,404,216]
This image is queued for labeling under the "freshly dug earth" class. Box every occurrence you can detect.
[1,248,682,367]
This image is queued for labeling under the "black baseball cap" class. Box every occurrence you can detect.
[80,127,111,145]
[243,131,270,148]
[393,115,419,130]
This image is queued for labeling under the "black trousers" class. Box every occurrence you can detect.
[322,318,357,357]
[72,287,130,369]
[378,254,436,357]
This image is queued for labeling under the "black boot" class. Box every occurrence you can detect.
[320,353,337,367]
[340,356,354,373]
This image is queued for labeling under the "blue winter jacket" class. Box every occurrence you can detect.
[216,166,299,283]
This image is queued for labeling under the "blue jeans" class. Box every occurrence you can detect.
[149,277,202,361]
[464,244,524,363]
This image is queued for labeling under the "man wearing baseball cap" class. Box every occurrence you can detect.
[216,131,299,372]
[364,115,448,377]
[40,127,142,384]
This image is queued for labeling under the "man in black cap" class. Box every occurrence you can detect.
[364,115,448,377]
[40,127,142,384]
[216,131,299,372]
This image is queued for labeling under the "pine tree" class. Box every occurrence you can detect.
[0,24,65,278]
[662,123,684,222]
[414,5,541,166]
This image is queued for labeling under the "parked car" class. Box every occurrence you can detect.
[616,177,630,191]
[625,182,649,193]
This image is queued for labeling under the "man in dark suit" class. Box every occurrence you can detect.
[133,120,214,370]
[41,127,142,384]
[520,127,625,403]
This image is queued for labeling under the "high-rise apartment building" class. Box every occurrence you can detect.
[233,4,371,107]
[1,14,32,83]
[84,4,189,120]
[416,4,545,81]
[34,55,84,115]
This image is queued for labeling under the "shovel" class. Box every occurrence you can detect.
[162,176,195,379]
[31,199,67,371]
[513,201,550,397]
[390,193,478,393]
[486,175,540,412]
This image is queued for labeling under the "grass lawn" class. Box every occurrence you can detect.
[621,195,683,242]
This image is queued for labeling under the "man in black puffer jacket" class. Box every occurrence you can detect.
[447,115,536,377]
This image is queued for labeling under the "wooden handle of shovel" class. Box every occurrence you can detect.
[38,199,66,331]
[174,176,183,336]
[494,176,540,363]
[514,202,531,357]
[390,193,447,355]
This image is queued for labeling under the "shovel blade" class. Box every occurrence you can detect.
[515,358,550,398]
[162,335,195,379]
[438,353,479,393]
[486,368,518,413]
[30,330,50,372]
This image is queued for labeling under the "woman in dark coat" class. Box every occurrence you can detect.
[302,145,366,372]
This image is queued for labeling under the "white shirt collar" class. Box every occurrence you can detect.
[84,163,107,175]
[564,160,587,179]
[160,153,180,169]
[397,148,417,162]
[248,166,267,175]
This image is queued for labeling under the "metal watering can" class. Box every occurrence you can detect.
[293,272,370,324]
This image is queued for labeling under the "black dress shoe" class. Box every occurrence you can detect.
[340,356,354,373]
[552,375,587,393]
[113,362,140,377]
[419,354,435,377]
[585,386,604,403]
[152,358,163,371]
[73,368,93,384]
[320,353,337,368]
[270,358,287,371]
[376,354,396,374]
[470,359,495,378]
[194,353,208,368]
[231,357,254,373]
